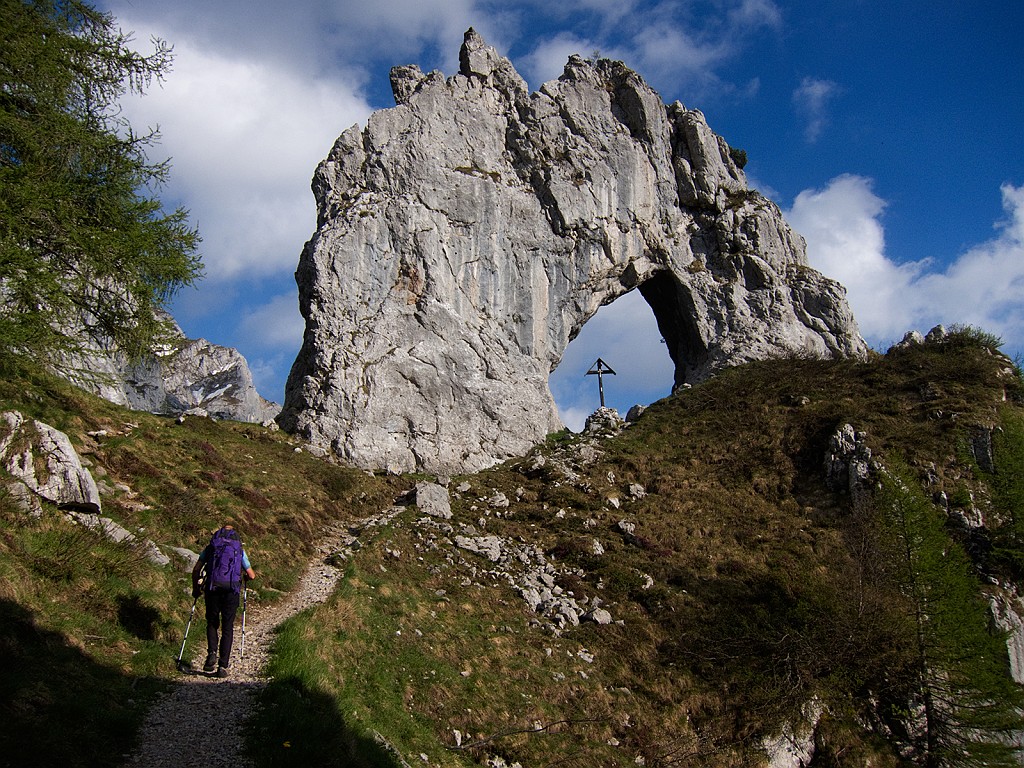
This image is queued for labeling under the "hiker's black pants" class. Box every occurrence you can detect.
[204,588,240,668]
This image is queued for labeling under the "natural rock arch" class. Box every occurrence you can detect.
[278,29,866,474]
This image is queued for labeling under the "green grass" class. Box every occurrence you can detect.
[253,515,636,766]
[0,501,177,765]
[0,358,401,766]
[251,333,1024,766]
[1,333,1022,767]
[245,612,403,768]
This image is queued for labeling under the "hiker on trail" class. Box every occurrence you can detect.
[191,523,256,677]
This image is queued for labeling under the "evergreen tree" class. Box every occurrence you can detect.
[988,410,1024,580]
[875,463,1023,767]
[0,0,201,367]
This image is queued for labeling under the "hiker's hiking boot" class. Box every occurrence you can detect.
[216,666,229,678]
[203,655,217,673]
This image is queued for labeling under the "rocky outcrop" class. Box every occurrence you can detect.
[69,313,279,424]
[824,423,874,505]
[412,481,453,519]
[0,410,101,514]
[990,591,1024,684]
[763,699,824,768]
[1,410,172,565]
[280,29,867,474]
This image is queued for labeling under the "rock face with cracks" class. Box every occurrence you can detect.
[280,29,866,474]
[63,312,280,425]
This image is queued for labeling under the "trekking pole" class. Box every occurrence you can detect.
[177,566,205,672]
[240,580,248,660]
[176,593,200,671]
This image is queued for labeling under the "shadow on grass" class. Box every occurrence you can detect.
[0,598,399,768]
[117,594,166,641]
[246,674,404,768]
[0,598,161,768]
[659,568,860,736]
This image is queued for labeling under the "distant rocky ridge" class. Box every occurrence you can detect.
[67,312,279,425]
[279,29,867,475]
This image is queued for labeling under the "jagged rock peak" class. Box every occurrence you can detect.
[458,27,514,83]
[390,28,527,107]
[67,312,279,425]
[280,29,867,475]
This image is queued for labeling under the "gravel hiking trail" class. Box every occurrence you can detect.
[123,517,375,768]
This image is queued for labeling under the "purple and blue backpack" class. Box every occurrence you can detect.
[206,527,243,593]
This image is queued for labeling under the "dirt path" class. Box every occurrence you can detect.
[123,517,370,767]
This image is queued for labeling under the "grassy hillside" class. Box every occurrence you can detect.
[0,358,402,767]
[1,330,1023,767]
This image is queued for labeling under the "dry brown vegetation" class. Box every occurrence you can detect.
[1,329,1022,767]
[248,331,1024,766]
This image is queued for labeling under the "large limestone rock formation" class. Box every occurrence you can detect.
[279,29,866,474]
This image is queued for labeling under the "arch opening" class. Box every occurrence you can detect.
[550,276,699,430]
[636,270,709,390]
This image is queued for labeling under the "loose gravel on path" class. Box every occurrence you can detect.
[123,519,362,767]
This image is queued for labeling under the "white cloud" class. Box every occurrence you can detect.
[557,405,592,433]
[568,0,640,15]
[97,5,375,404]
[787,174,921,341]
[599,0,782,97]
[108,2,345,76]
[106,0,522,79]
[911,183,1024,346]
[520,32,604,86]
[236,292,306,402]
[238,293,305,352]
[633,25,730,80]
[316,0,514,76]
[519,0,783,94]
[728,0,783,29]
[788,176,1024,353]
[117,27,372,282]
[550,290,676,429]
[328,0,480,49]
[792,76,839,142]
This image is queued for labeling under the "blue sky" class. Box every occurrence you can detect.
[100,0,1023,431]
